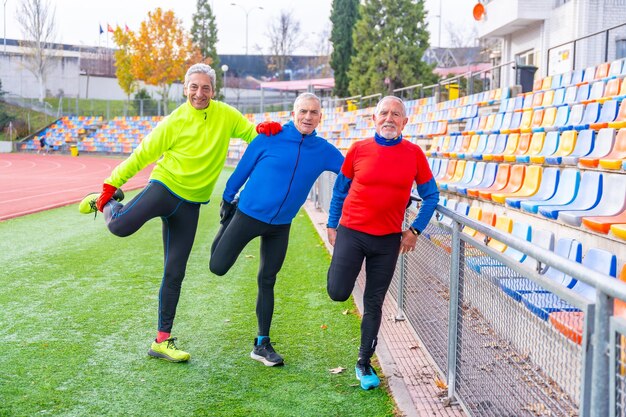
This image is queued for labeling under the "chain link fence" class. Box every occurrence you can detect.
[311,173,626,417]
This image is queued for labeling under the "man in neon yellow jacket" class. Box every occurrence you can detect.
[79,63,281,362]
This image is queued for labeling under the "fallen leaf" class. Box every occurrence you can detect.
[329,366,345,374]
[409,344,419,350]
[434,376,448,390]
[245,255,255,258]
[320,324,328,330]
[342,309,350,315]
[224,319,230,323]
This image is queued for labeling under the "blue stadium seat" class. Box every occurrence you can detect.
[474,134,497,159]
[561,129,596,165]
[529,131,560,164]
[525,248,617,322]
[447,161,476,193]
[456,162,493,195]
[521,168,580,214]
[559,173,626,226]
[467,221,531,274]
[538,171,603,220]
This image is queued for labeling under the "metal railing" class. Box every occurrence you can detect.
[312,171,626,417]
[546,22,626,75]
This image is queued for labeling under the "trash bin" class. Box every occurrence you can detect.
[70,145,79,157]
[514,64,538,93]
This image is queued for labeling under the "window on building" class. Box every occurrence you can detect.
[516,50,536,66]
[617,38,626,59]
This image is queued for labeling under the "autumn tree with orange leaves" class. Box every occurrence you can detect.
[112,27,136,104]
[113,8,202,114]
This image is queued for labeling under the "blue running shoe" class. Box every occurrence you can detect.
[355,360,380,390]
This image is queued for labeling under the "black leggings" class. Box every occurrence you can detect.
[210,210,291,337]
[327,225,401,361]
[103,181,200,333]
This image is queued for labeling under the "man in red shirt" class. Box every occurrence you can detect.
[326,95,439,390]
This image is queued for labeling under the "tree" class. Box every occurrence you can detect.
[191,0,223,98]
[131,8,201,114]
[266,10,303,80]
[16,0,57,102]
[329,0,359,97]
[112,27,137,105]
[347,0,437,96]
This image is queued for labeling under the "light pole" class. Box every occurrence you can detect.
[230,3,263,55]
[221,64,228,102]
[4,0,8,53]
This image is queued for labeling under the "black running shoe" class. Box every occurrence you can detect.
[250,337,284,366]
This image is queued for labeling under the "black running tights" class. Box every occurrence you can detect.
[210,210,291,337]
[103,181,200,333]
[327,225,401,361]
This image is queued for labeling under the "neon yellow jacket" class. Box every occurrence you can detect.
[105,100,257,203]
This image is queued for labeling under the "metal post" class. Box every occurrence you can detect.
[396,253,406,321]
[446,220,462,401]
[3,0,7,53]
[605,30,610,63]
[590,291,611,417]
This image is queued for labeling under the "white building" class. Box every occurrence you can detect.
[476,0,626,87]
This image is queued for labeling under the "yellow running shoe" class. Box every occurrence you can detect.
[78,193,100,214]
[78,189,124,214]
[148,337,190,362]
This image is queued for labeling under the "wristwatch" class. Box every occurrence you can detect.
[409,226,420,236]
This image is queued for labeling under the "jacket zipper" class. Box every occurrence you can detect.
[269,135,304,224]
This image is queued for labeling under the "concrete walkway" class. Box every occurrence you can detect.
[304,201,466,417]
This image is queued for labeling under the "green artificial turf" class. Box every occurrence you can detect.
[0,170,397,417]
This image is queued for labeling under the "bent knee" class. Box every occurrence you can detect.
[209,259,228,276]
[327,287,351,302]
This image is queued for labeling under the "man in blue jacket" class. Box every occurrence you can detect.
[210,92,344,366]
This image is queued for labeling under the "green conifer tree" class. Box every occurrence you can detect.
[348,0,437,96]
[329,0,359,97]
[191,0,223,98]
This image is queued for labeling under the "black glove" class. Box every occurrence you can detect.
[219,198,237,224]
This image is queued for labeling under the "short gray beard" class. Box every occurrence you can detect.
[380,130,398,140]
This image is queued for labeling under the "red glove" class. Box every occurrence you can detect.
[256,121,282,136]
[96,183,118,212]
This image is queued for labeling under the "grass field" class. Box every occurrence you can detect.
[0,169,397,417]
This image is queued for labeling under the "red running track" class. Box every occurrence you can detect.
[0,153,153,221]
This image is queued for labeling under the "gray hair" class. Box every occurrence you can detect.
[374,96,407,117]
[185,63,217,91]
[293,92,321,112]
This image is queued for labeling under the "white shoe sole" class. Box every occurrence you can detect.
[250,351,284,366]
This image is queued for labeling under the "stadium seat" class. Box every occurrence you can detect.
[435,159,449,181]
[551,74,563,89]
[492,165,542,204]
[506,167,559,209]
[466,219,529,274]
[598,128,626,169]
[474,134,497,159]
[575,83,591,103]
[503,133,532,162]
[552,88,566,106]
[608,98,626,129]
[457,135,481,159]
[479,164,524,200]
[548,248,618,342]
[468,164,509,197]
[561,129,596,165]
[457,162,495,195]
[439,160,467,190]
[538,171,603,220]
[436,159,457,184]
[574,101,601,130]
[559,173,626,226]
[482,134,510,161]
[521,168,580,214]
[499,237,579,302]
[447,161,476,193]
[520,241,595,321]
[491,133,520,162]
[611,224,626,240]
[516,132,546,163]
[595,62,610,79]
[530,131,560,164]
[544,130,578,165]
[582,66,596,83]
[545,104,570,132]
[582,208,626,234]
[563,85,579,105]
[608,59,625,77]
[534,106,557,132]
[579,127,617,167]
[588,99,619,129]
[462,206,483,238]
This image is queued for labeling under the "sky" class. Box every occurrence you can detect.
[3,0,478,55]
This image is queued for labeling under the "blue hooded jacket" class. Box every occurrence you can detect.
[223,120,344,225]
